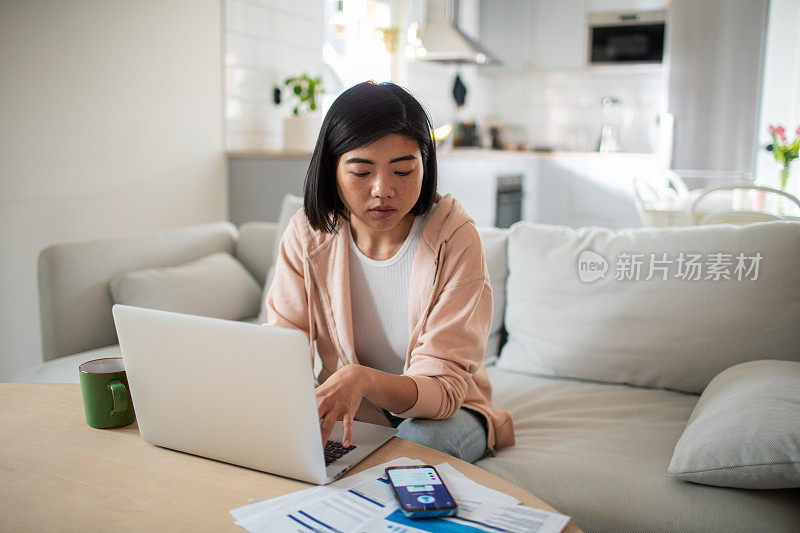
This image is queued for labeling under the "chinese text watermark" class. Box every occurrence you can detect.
[577,250,762,283]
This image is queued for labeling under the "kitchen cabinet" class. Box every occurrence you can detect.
[531,0,586,70]
[437,156,530,227]
[227,154,308,225]
[665,0,767,175]
[480,0,586,70]
[533,156,660,229]
[586,0,666,12]
[437,151,663,230]
[478,0,533,70]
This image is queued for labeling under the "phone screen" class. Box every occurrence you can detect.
[386,466,456,513]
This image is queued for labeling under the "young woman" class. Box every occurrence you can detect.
[266,81,514,463]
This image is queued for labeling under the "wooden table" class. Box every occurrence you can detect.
[0,384,580,532]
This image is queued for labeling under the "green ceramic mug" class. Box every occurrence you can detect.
[79,357,136,429]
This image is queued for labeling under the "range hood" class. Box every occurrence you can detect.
[418,0,500,65]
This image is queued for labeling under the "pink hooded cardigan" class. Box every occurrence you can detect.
[266,194,514,450]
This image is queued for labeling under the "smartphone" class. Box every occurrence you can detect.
[385,465,457,518]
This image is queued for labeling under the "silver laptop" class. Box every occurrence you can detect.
[111,304,397,485]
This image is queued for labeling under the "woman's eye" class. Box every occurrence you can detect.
[350,169,412,177]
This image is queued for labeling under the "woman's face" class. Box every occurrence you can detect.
[335,134,424,237]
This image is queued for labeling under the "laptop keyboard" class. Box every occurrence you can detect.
[324,440,357,466]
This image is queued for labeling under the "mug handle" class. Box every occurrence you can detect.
[107,380,129,417]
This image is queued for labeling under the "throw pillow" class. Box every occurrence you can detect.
[668,360,800,489]
[477,226,509,365]
[497,221,800,393]
[109,252,262,321]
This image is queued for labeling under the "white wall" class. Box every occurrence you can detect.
[224,0,324,151]
[0,0,226,377]
[755,0,800,185]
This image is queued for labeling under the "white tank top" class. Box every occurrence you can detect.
[348,215,425,375]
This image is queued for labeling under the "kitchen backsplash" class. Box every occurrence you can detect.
[489,66,665,153]
[224,0,324,151]
[405,65,664,154]
[406,62,495,132]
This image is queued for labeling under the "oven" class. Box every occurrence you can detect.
[495,174,523,229]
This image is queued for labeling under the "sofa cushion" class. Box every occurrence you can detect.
[497,221,800,393]
[236,222,278,286]
[477,227,509,365]
[109,252,262,321]
[478,367,800,533]
[257,194,305,325]
[270,194,305,275]
[668,360,800,489]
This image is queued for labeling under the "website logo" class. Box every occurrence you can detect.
[577,250,608,283]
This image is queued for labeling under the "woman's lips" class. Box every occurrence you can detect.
[369,207,396,219]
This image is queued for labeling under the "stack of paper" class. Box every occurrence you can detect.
[230,458,570,532]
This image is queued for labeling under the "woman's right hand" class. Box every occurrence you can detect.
[315,364,367,447]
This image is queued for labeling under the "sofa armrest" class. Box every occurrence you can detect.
[37,222,238,361]
[9,345,123,384]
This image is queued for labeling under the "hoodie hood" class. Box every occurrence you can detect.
[420,193,474,252]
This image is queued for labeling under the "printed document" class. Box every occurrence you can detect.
[230,458,570,533]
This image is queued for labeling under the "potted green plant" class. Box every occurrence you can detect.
[282,74,324,152]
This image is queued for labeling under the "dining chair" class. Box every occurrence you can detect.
[689,183,800,225]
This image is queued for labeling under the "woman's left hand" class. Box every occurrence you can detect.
[315,364,366,447]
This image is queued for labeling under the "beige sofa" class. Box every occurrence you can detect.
[20,213,800,532]
[17,221,274,382]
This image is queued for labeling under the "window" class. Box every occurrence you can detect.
[323,0,395,105]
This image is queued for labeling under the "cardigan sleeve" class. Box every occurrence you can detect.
[393,225,493,420]
[265,216,310,334]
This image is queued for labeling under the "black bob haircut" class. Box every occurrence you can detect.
[303,81,438,234]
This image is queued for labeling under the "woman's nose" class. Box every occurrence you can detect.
[371,171,394,197]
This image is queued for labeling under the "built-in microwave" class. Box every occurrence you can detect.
[587,10,666,65]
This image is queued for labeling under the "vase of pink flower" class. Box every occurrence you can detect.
[768,124,800,193]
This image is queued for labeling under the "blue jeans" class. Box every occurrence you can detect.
[385,408,489,464]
